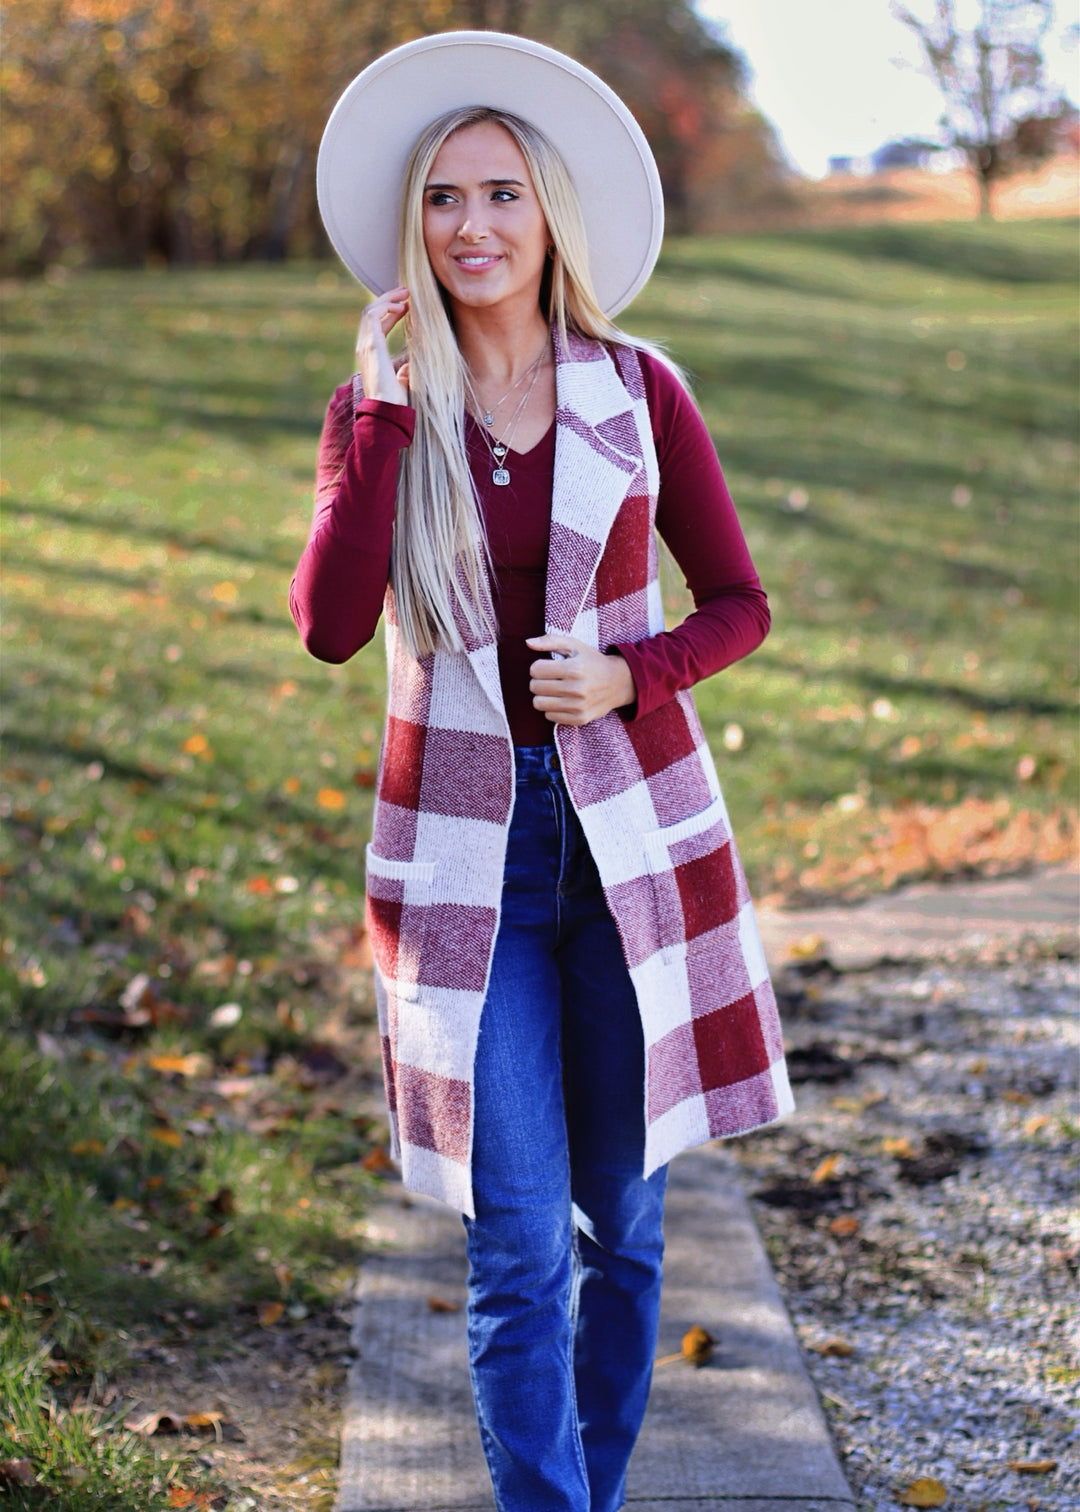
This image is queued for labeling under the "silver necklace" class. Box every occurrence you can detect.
[468,357,544,487]
[468,342,548,429]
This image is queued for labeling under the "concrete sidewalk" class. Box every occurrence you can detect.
[335,1144,856,1511]
[757,864,1077,971]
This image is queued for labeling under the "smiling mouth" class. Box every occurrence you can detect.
[453,254,502,268]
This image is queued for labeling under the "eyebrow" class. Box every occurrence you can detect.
[424,178,527,191]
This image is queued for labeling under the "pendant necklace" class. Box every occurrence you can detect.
[468,340,548,429]
[466,348,547,487]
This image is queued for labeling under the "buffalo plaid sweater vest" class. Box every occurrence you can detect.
[364,328,793,1215]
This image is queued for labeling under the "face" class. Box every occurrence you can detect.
[421,121,550,316]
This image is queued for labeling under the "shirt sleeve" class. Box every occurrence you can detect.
[288,383,415,664]
[611,351,770,720]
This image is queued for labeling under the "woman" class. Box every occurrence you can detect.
[293,32,793,1512]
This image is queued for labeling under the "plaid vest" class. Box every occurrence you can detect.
[365,328,793,1214]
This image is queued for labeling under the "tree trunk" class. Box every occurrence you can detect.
[976,168,994,219]
[265,142,305,262]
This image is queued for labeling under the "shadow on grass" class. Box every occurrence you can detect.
[778,220,1080,286]
[661,220,1080,287]
[3,548,164,594]
[6,499,302,573]
[752,651,1074,718]
[3,347,326,445]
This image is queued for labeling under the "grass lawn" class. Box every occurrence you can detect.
[1,219,1077,1506]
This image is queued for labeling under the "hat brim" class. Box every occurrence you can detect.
[316,31,664,318]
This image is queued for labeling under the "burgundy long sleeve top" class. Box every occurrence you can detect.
[289,350,769,746]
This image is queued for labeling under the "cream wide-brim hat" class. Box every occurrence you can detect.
[316,30,664,318]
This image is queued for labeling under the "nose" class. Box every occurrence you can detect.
[457,216,490,243]
[456,195,490,242]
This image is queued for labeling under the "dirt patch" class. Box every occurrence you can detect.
[119,1306,356,1510]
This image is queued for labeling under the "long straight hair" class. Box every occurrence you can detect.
[392,105,674,659]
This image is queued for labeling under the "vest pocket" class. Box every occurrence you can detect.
[642,795,730,962]
[364,847,435,1003]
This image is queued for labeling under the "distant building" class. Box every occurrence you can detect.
[871,139,942,172]
[828,140,968,178]
[826,154,874,177]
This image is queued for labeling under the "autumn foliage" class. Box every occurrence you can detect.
[0,0,790,273]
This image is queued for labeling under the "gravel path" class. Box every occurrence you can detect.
[730,951,1078,1512]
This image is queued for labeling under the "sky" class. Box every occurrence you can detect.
[696,0,1080,177]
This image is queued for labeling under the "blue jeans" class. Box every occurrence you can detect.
[464,744,668,1512]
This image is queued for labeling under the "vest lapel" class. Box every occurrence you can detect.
[446,561,507,731]
[546,331,645,637]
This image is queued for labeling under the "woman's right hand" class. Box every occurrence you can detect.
[354,286,411,405]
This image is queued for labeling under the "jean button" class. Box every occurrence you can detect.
[550,751,561,771]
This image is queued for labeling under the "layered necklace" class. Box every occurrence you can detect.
[465,341,550,487]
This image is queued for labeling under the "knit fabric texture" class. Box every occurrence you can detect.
[365,328,793,1214]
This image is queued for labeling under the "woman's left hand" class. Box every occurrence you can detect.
[526,635,636,725]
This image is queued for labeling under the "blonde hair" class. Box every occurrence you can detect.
[392,105,674,659]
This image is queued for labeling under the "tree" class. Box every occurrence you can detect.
[1,0,789,272]
[894,0,1064,218]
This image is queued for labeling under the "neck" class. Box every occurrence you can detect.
[452,301,551,384]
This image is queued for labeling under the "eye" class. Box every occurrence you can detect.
[426,191,456,207]
[491,189,519,202]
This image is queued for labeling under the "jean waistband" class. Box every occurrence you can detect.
[513,743,562,780]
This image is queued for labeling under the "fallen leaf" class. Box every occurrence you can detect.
[427,1297,461,1313]
[681,1325,715,1365]
[829,1215,860,1238]
[257,1300,284,1328]
[246,875,275,896]
[124,1410,185,1436]
[148,1053,208,1078]
[169,1490,197,1508]
[0,1461,37,1487]
[317,786,346,810]
[184,1411,224,1436]
[897,1476,947,1506]
[361,1146,394,1173]
[787,933,825,960]
[299,1043,349,1084]
[1023,1115,1052,1137]
[122,903,155,937]
[1002,1089,1032,1105]
[815,1336,854,1358]
[150,1126,183,1148]
[810,1153,842,1185]
[207,1187,235,1216]
[1008,1460,1058,1474]
[882,1137,917,1159]
[183,733,210,755]
[830,1096,865,1114]
[209,1002,243,1028]
[211,1076,259,1099]
[70,1138,106,1156]
[121,972,154,1010]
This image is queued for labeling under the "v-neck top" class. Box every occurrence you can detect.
[290,350,769,746]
